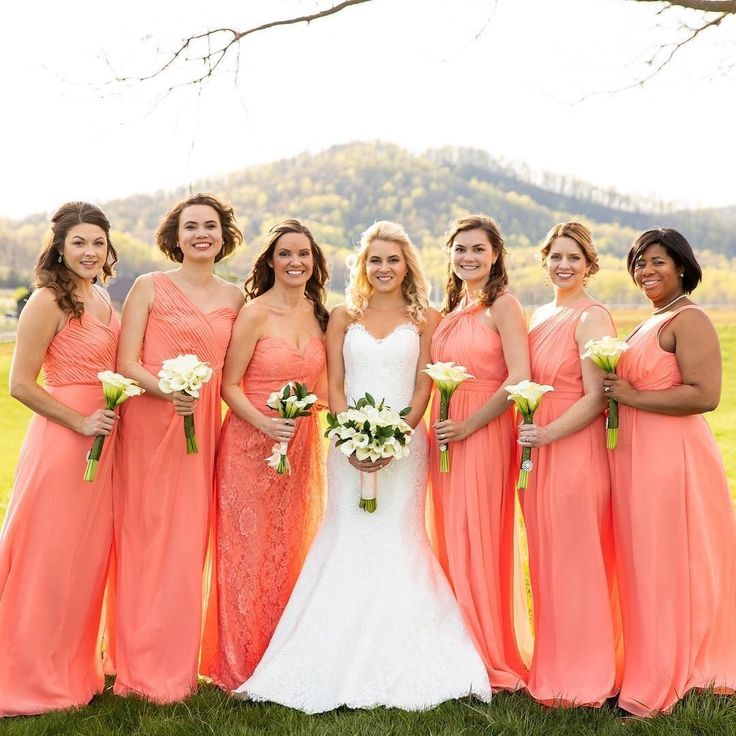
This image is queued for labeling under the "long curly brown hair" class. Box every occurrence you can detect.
[34,202,118,320]
[441,214,508,315]
[155,192,243,263]
[244,219,330,332]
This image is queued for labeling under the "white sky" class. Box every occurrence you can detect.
[2,0,735,218]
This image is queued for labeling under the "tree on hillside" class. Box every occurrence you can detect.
[113,0,736,92]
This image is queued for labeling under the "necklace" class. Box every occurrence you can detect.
[653,293,686,314]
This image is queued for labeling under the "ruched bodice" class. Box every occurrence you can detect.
[618,311,683,391]
[343,323,418,409]
[43,311,119,387]
[242,335,326,407]
[140,273,235,372]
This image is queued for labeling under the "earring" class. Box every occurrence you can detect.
[57,254,62,263]
[679,272,684,278]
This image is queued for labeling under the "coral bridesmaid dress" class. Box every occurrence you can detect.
[0,309,119,717]
[112,272,236,702]
[611,305,736,716]
[523,300,620,706]
[200,335,326,689]
[428,303,528,691]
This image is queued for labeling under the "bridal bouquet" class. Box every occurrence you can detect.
[423,361,474,473]
[84,371,144,482]
[505,380,553,490]
[158,354,213,454]
[581,336,629,450]
[265,381,318,475]
[324,393,413,512]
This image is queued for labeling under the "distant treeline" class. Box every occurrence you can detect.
[1,142,734,304]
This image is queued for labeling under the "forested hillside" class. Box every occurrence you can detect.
[2,142,734,304]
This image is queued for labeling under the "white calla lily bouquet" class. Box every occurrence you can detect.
[505,379,554,489]
[265,381,318,475]
[158,354,213,454]
[84,371,144,482]
[423,361,474,472]
[581,336,629,450]
[324,393,413,513]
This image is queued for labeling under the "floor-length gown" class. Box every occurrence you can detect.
[428,303,528,691]
[235,322,492,712]
[523,300,620,706]
[200,335,326,690]
[0,308,119,717]
[610,305,736,715]
[113,272,236,702]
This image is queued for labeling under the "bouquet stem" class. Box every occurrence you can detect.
[439,394,450,473]
[83,435,105,482]
[606,398,619,450]
[518,446,531,489]
[277,440,290,475]
[184,413,198,454]
[359,472,378,513]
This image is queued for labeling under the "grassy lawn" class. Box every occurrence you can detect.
[0,309,735,734]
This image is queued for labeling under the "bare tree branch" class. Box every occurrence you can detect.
[112,0,373,91]
[631,0,736,11]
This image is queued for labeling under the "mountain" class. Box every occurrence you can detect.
[1,142,734,303]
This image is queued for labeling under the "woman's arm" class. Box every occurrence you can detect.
[405,309,442,428]
[435,293,530,444]
[325,305,349,415]
[220,303,295,443]
[605,308,721,416]
[9,288,116,436]
[521,306,614,447]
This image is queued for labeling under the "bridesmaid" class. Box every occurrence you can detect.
[517,222,620,706]
[429,214,530,690]
[200,219,328,690]
[604,228,736,716]
[113,193,243,702]
[0,202,119,716]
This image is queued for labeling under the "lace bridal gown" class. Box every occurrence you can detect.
[234,322,492,713]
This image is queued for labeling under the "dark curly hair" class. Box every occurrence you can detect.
[155,192,242,263]
[442,214,508,315]
[244,219,330,332]
[34,201,117,320]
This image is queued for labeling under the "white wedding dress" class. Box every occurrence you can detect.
[234,322,492,712]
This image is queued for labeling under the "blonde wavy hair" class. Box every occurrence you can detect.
[345,220,429,324]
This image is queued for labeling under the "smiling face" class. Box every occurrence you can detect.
[177,204,223,262]
[545,235,589,294]
[59,223,109,282]
[450,227,496,289]
[269,231,314,287]
[632,242,683,307]
[364,238,407,295]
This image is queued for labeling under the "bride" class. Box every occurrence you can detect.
[235,221,491,712]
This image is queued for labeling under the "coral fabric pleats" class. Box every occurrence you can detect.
[200,335,326,689]
[428,303,529,690]
[0,311,119,717]
[112,273,235,703]
[611,306,736,716]
[523,301,621,706]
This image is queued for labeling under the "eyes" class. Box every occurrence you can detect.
[276,249,311,258]
[368,256,402,264]
[548,252,582,262]
[184,222,219,231]
[634,258,667,269]
[452,244,486,254]
[70,238,106,247]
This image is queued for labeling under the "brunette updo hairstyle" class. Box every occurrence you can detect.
[155,192,242,263]
[442,214,508,315]
[244,219,330,332]
[626,228,702,294]
[540,221,600,282]
[34,201,117,320]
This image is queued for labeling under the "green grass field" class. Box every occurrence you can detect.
[0,310,735,735]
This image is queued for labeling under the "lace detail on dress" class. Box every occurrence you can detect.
[202,336,326,690]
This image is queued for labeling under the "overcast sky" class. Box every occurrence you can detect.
[2,0,735,218]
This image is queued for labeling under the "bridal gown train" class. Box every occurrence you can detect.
[235,322,492,713]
